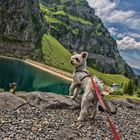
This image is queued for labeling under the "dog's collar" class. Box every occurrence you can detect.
[74,70,89,74]
[74,70,91,81]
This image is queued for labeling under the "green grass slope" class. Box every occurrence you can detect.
[40,3,92,25]
[41,33,73,72]
[41,33,129,86]
[88,67,129,85]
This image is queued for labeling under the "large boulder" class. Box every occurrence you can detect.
[0,92,26,112]
[0,91,121,114]
[27,92,117,114]
[27,92,81,109]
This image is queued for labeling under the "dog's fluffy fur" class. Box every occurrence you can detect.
[69,52,103,121]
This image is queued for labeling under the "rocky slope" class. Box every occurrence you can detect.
[0,0,43,57]
[0,0,134,77]
[0,92,140,140]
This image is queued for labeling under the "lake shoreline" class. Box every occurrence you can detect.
[0,55,72,83]
[24,59,72,82]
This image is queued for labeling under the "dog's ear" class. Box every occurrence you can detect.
[81,52,88,59]
[73,52,78,55]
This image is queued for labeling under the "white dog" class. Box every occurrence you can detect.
[69,52,103,121]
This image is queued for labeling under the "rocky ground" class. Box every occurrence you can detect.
[0,93,140,140]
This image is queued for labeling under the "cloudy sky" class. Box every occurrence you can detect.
[87,0,140,70]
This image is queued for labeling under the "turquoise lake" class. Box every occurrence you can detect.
[0,57,70,95]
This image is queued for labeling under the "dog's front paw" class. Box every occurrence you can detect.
[69,96,75,100]
[77,117,81,121]
[77,116,84,121]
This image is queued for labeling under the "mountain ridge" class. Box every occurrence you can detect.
[132,67,140,76]
[0,0,134,79]
[39,0,134,77]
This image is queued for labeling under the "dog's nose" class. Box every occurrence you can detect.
[70,60,74,64]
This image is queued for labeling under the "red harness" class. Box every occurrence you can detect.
[91,78,120,140]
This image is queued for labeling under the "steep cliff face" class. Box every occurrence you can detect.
[40,0,134,77]
[0,0,43,57]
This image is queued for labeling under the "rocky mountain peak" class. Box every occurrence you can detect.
[40,0,134,77]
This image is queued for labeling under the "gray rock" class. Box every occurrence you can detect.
[54,128,77,140]
[126,98,140,105]
[26,92,117,114]
[111,99,136,109]
[27,92,81,109]
[0,92,26,112]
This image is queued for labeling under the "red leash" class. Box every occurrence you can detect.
[91,78,120,140]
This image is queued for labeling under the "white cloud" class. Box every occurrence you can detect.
[126,17,140,31]
[127,32,140,39]
[116,33,125,38]
[108,27,125,38]
[108,27,118,36]
[108,10,135,23]
[120,51,140,69]
[117,36,140,50]
[87,0,140,31]
[108,27,140,40]
[87,0,116,21]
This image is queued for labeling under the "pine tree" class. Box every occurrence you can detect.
[124,79,134,95]
[123,84,128,94]
[137,90,140,97]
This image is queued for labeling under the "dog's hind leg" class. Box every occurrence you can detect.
[90,100,99,120]
[77,92,90,121]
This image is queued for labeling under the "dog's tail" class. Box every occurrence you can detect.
[101,98,117,115]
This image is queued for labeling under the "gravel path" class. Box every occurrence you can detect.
[0,104,140,140]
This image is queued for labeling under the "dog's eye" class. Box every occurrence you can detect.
[75,58,80,62]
